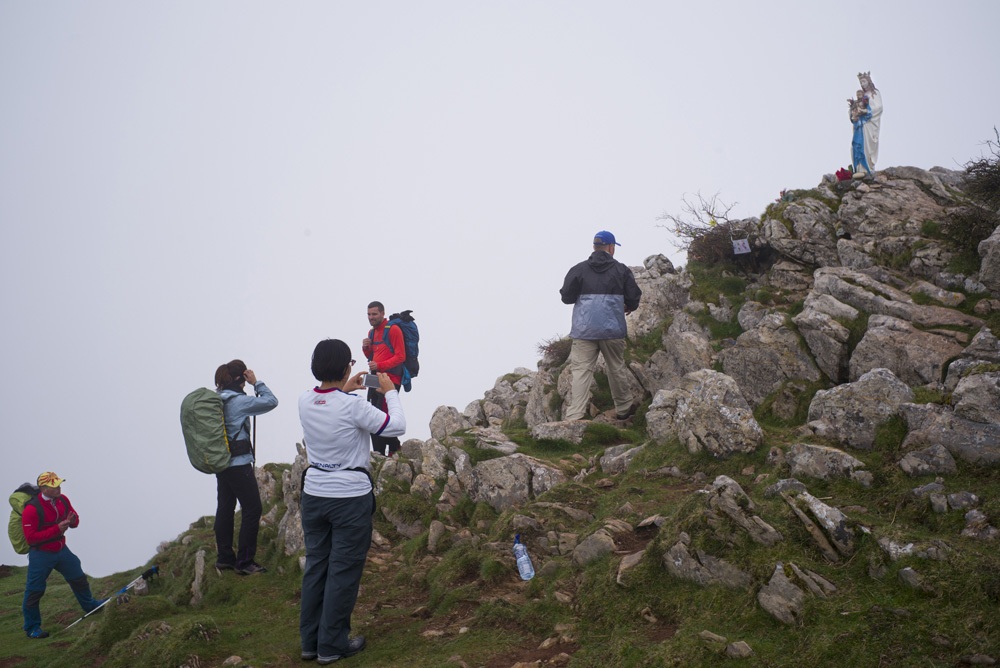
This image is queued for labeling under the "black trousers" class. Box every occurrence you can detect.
[214,463,262,568]
[367,385,401,456]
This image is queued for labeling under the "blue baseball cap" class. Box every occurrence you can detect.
[594,230,621,246]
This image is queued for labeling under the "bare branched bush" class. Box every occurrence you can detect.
[944,128,1000,273]
[536,335,572,367]
[657,193,761,267]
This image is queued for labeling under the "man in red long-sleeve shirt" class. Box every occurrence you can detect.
[362,301,406,456]
[21,472,103,638]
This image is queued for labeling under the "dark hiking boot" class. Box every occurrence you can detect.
[27,628,50,639]
[317,636,366,664]
[615,401,640,421]
[215,562,236,572]
[236,562,267,575]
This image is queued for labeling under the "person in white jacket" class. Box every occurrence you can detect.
[297,338,405,664]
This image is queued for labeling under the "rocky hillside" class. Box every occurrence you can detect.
[4,165,1000,667]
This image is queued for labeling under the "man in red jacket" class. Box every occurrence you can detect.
[21,472,103,638]
[362,301,406,456]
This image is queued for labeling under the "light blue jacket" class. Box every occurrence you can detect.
[218,382,278,467]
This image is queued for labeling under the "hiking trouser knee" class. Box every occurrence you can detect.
[368,386,401,456]
[565,339,601,421]
[597,338,633,414]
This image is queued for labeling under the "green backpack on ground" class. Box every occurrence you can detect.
[180,388,232,474]
[8,483,41,555]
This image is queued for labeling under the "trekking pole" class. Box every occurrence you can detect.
[64,566,158,630]
[252,416,257,472]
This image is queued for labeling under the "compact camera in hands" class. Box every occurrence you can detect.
[363,374,381,389]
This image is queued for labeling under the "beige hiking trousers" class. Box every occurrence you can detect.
[563,338,633,421]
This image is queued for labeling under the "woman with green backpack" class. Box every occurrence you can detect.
[213,360,278,575]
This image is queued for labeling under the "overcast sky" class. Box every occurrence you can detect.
[2,2,998,578]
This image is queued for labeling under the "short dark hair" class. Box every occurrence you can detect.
[215,359,247,391]
[311,339,352,382]
[367,301,384,312]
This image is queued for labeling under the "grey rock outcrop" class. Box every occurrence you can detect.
[898,445,957,477]
[979,225,1000,296]
[849,315,965,385]
[757,563,805,625]
[626,259,692,338]
[899,403,1000,465]
[787,443,867,481]
[760,198,840,267]
[720,313,821,407]
[662,532,751,590]
[806,368,913,450]
[465,454,567,513]
[429,406,471,445]
[646,370,763,457]
[706,476,782,546]
[951,370,1000,424]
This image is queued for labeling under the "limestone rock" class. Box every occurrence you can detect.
[524,370,559,427]
[616,550,645,586]
[905,280,965,307]
[899,403,1000,465]
[599,444,646,475]
[792,305,851,383]
[427,520,446,554]
[726,641,754,658]
[850,316,965,385]
[962,510,1000,541]
[531,420,589,444]
[429,406,471,444]
[190,549,206,606]
[951,371,1000,424]
[572,530,617,566]
[764,478,807,498]
[806,368,913,450]
[979,224,1000,296]
[898,445,957,477]
[757,563,805,625]
[706,476,782,546]
[760,198,841,267]
[737,301,772,331]
[662,533,751,589]
[814,266,982,329]
[626,267,692,338]
[410,473,438,500]
[466,454,567,513]
[720,313,821,407]
[255,467,278,504]
[647,370,762,457]
[787,443,867,480]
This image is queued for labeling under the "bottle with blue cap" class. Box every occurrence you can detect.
[512,534,534,580]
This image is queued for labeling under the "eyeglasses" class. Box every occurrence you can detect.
[351,360,356,366]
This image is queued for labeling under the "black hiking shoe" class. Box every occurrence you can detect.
[317,636,366,664]
[27,628,50,639]
[215,562,236,572]
[615,401,640,421]
[236,562,267,575]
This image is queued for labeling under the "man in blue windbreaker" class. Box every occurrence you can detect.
[560,231,642,421]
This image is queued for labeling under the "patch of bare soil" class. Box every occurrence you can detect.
[646,620,678,643]
[483,642,580,668]
[613,531,649,553]
[0,565,14,579]
[0,657,28,668]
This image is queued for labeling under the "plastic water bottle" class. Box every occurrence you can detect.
[513,533,535,581]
